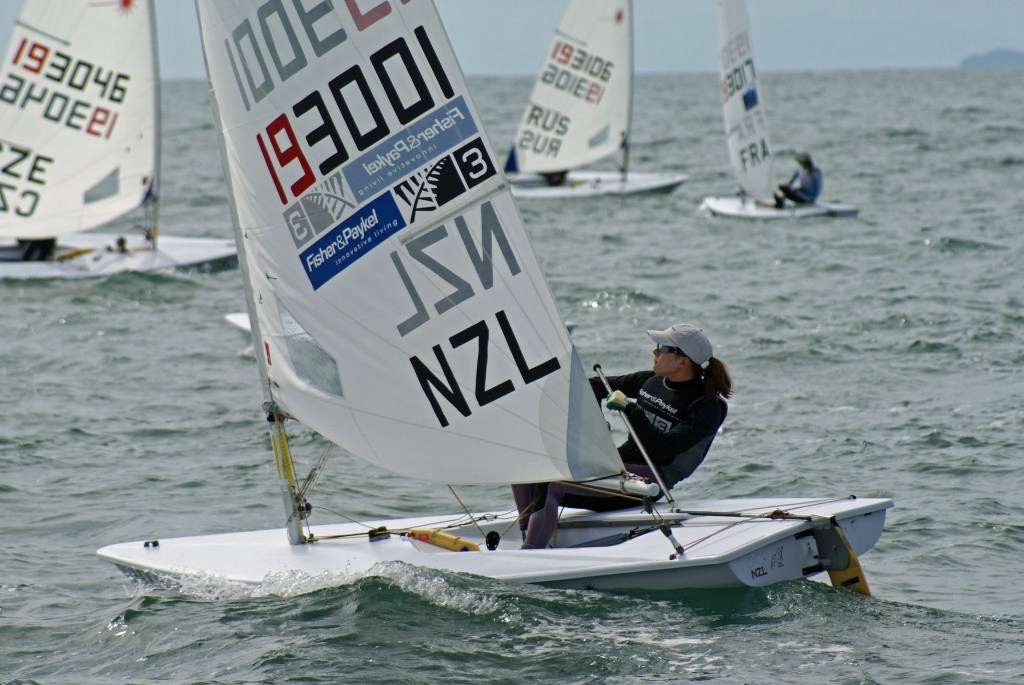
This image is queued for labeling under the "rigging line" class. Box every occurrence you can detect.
[676,504,840,553]
[325,507,501,534]
[310,506,383,530]
[500,515,526,539]
[500,500,536,539]
[439,511,507,528]
[681,518,748,551]
[770,495,858,512]
[543,483,682,555]
[565,525,659,549]
[311,514,497,542]
[673,496,856,521]
[297,444,332,501]
[447,485,488,539]
[673,509,811,521]
[307,531,379,542]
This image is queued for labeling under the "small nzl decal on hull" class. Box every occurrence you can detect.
[749,545,785,581]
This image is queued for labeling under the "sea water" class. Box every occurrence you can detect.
[1,69,1022,684]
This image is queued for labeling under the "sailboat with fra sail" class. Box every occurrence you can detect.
[503,0,687,198]
[0,0,236,278]
[698,0,858,219]
[98,0,891,593]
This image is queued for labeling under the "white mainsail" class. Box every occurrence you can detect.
[717,0,773,200]
[0,0,159,240]
[195,1,622,485]
[508,0,632,175]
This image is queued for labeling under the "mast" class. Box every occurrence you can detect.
[270,409,307,545]
[145,0,160,250]
[193,8,307,545]
[620,0,634,179]
[219,126,307,544]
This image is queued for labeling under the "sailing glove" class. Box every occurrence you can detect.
[605,390,631,411]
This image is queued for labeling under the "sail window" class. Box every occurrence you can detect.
[278,304,344,398]
[83,168,120,203]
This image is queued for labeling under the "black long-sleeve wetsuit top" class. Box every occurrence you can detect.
[589,371,726,488]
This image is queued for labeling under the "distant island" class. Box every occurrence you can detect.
[961,49,1024,68]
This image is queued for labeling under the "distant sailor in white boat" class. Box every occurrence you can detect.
[774,152,823,207]
[512,324,733,549]
[18,238,56,261]
[541,170,568,186]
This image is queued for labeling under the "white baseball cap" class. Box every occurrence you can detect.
[647,324,713,369]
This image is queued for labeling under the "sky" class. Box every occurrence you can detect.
[1,1,1023,79]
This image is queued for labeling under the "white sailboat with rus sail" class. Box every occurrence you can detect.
[0,0,236,278]
[698,0,858,219]
[98,0,891,593]
[503,0,687,198]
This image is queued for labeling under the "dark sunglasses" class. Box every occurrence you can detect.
[656,344,684,356]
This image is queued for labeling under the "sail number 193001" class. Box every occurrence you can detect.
[218,0,454,206]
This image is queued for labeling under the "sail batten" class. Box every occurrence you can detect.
[195,1,622,486]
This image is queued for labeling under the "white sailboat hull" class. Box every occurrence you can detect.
[699,196,860,220]
[0,233,237,279]
[508,171,687,199]
[98,496,890,592]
